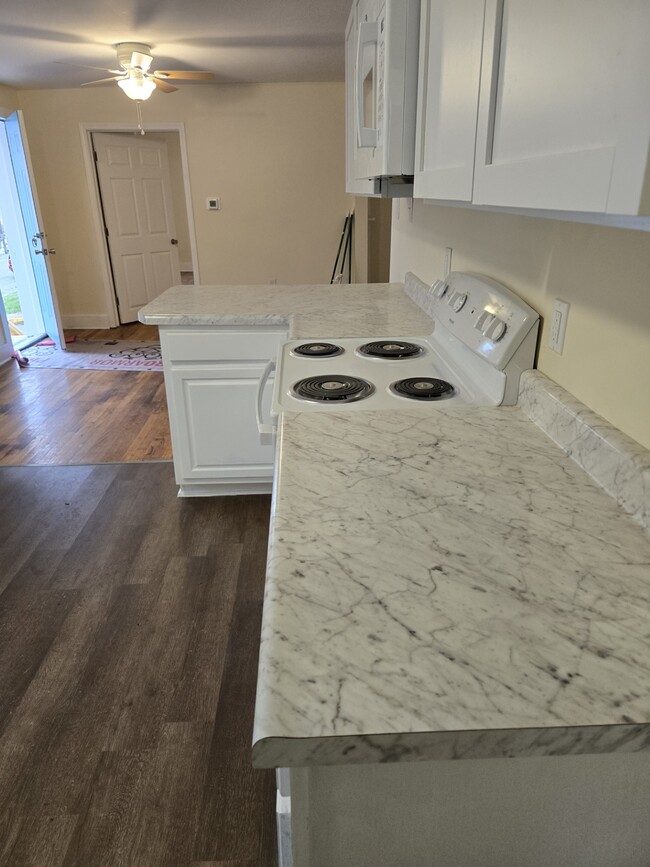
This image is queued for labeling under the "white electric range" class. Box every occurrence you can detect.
[256,272,540,442]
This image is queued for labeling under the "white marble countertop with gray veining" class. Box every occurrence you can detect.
[252,407,650,767]
[138,282,434,338]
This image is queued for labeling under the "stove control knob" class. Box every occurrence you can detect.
[480,314,496,336]
[486,318,507,342]
[431,280,448,299]
[451,293,467,312]
[476,311,493,331]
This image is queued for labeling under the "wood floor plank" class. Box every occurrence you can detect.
[0,335,172,465]
[3,585,161,819]
[119,722,214,867]
[165,548,242,724]
[193,514,275,862]
[0,815,78,867]
[0,465,120,594]
[0,464,276,866]
[0,584,78,735]
[60,749,153,867]
[107,547,239,751]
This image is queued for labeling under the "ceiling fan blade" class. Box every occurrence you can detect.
[131,51,154,71]
[55,62,123,74]
[153,70,215,80]
[81,76,125,86]
[153,78,179,93]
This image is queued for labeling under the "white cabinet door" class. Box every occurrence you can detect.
[160,326,287,496]
[346,3,377,194]
[168,366,276,485]
[473,0,650,214]
[414,0,485,201]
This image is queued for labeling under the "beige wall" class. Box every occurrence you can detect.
[390,201,650,450]
[16,83,351,318]
[0,84,18,118]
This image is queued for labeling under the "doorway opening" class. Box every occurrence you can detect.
[0,128,45,350]
[82,124,198,326]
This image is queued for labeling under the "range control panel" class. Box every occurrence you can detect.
[428,272,539,370]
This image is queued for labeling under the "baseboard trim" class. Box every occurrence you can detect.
[179,262,193,273]
[61,314,112,330]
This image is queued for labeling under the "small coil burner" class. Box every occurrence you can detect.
[357,340,424,359]
[390,377,455,401]
[292,342,344,358]
[291,375,374,403]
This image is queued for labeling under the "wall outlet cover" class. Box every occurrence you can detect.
[549,299,570,353]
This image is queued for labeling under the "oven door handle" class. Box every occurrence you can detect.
[256,359,277,445]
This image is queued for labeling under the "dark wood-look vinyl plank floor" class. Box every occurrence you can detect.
[0,462,277,867]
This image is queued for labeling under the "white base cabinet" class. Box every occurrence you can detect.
[283,753,650,866]
[160,325,287,497]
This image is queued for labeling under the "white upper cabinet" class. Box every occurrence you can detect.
[474,0,650,214]
[416,0,650,216]
[414,0,485,201]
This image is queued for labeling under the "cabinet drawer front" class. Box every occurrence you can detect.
[161,328,287,363]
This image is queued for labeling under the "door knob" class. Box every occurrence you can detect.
[171,238,178,245]
[35,248,56,256]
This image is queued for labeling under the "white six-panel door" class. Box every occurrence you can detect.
[93,132,181,323]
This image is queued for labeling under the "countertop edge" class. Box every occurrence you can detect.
[251,723,650,768]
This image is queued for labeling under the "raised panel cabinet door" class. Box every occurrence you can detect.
[169,367,276,482]
[473,0,650,214]
[414,0,485,201]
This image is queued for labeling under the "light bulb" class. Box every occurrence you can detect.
[117,74,156,101]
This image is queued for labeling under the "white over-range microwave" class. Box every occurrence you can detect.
[345,0,420,197]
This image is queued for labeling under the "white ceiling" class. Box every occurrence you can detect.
[0,0,351,89]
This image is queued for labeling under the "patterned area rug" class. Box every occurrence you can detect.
[22,339,164,371]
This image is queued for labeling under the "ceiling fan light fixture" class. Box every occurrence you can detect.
[117,74,156,101]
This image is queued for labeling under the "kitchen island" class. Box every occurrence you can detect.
[139,282,434,496]
[141,282,650,866]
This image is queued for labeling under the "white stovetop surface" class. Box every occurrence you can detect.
[274,335,501,412]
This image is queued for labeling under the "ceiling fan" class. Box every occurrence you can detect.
[81,42,215,101]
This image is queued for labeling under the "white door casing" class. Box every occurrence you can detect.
[0,290,12,366]
[93,132,181,323]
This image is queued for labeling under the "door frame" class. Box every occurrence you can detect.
[79,121,199,327]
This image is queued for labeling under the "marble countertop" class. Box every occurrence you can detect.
[252,407,650,767]
[138,282,434,338]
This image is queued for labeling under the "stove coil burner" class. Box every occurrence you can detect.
[292,342,344,358]
[357,340,424,359]
[291,375,375,403]
[390,377,455,401]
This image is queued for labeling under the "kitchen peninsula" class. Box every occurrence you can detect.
[141,282,650,867]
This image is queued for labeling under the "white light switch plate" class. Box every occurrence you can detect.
[549,299,570,353]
